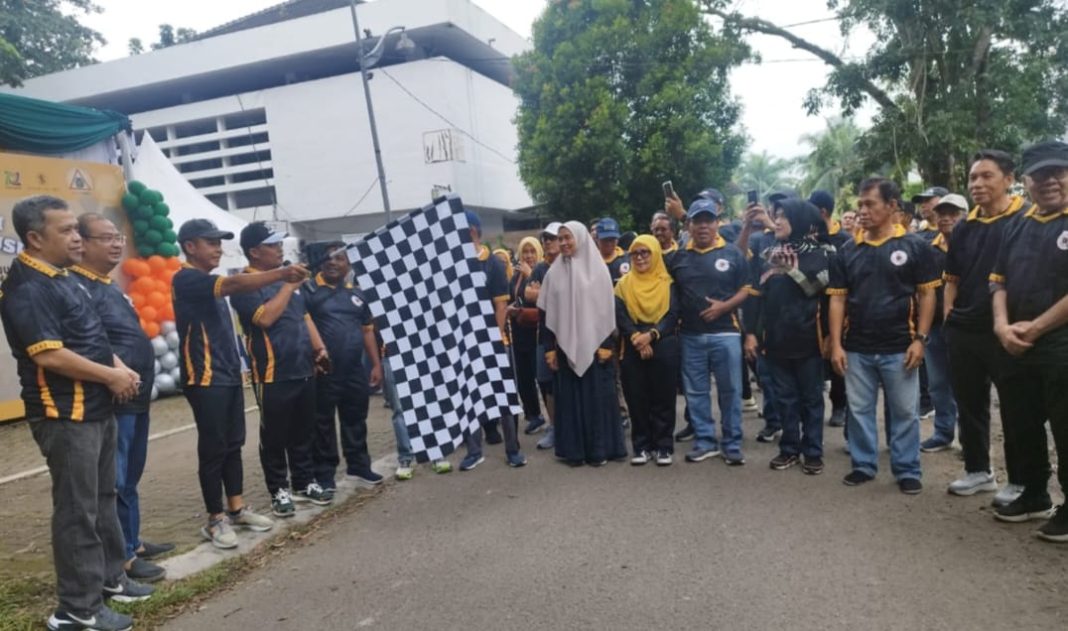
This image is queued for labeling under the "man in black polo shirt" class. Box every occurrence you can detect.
[174,219,306,549]
[828,177,940,494]
[596,217,631,284]
[304,242,383,491]
[670,198,750,465]
[988,140,1068,541]
[912,186,949,241]
[231,222,331,515]
[943,150,1030,504]
[1,196,148,631]
[71,213,171,584]
[525,222,562,450]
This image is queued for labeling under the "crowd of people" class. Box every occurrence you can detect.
[2,140,1066,631]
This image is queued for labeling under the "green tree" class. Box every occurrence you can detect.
[128,37,144,56]
[702,0,1068,190]
[798,117,864,208]
[0,0,105,87]
[150,24,197,51]
[733,150,797,202]
[514,0,750,226]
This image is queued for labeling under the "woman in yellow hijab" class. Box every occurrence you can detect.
[614,234,680,466]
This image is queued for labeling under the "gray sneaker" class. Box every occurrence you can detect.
[992,483,1025,508]
[230,506,274,532]
[685,446,721,462]
[947,471,997,496]
[48,606,132,631]
[536,426,555,450]
[200,517,238,549]
[103,575,154,603]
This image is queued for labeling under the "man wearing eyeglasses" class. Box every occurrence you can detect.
[70,214,174,584]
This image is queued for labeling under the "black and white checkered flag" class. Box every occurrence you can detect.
[348,195,521,462]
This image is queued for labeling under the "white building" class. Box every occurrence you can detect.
[7,0,536,238]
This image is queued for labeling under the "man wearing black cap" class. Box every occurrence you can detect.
[808,190,849,427]
[988,140,1068,541]
[943,149,1030,503]
[174,218,308,549]
[595,217,630,284]
[231,221,332,516]
[912,186,950,241]
[669,198,751,465]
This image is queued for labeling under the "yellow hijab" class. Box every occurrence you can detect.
[493,248,514,281]
[614,234,672,324]
[518,236,544,264]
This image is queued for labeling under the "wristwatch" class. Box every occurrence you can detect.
[913,333,929,345]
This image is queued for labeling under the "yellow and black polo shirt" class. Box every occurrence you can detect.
[304,273,374,374]
[70,265,155,414]
[943,196,1026,332]
[668,235,750,335]
[989,203,1068,365]
[827,225,941,354]
[0,252,114,421]
[173,264,243,387]
[603,246,631,285]
[230,268,314,384]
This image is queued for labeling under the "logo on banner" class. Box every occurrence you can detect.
[68,169,92,192]
[3,171,20,188]
[715,258,731,272]
[890,250,908,266]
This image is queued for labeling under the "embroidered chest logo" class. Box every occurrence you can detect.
[619,262,631,274]
[714,258,730,272]
[351,295,364,308]
[890,250,908,266]
[1057,231,1068,251]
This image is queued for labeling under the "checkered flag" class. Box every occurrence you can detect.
[348,195,521,462]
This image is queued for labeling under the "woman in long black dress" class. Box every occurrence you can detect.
[537,221,627,466]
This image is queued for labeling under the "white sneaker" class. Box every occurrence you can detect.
[742,397,758,412]
[396,463,414,480]
[199,517,238,549]
[992,483,1025,508]
[947,471,997,496]
[230,506,274,532]
[630,450,650,465]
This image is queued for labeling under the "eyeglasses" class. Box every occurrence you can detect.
[85,234,127,245]
[631,249,652,260]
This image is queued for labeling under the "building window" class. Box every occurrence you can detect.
[233,187,275,209]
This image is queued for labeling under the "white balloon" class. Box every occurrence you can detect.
[151,337,169,357]
[166,330,180,350]
[156,372,177,394]
[169,366,181,383]
[159,351,179,370]
[161,321,177,335]
[150,384,159,401]
[154,359,162,375]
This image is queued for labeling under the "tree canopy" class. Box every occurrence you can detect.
[702,0,1068,190]
[514,0,750,226]
[0,0,105,87]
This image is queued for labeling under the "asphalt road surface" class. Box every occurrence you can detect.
[164,411,1067,631]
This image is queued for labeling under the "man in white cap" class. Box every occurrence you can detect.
[525,222,562,449]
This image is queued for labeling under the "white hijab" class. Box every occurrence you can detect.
[537,221,616,377]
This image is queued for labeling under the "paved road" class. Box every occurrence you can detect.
[165,408,1067,631]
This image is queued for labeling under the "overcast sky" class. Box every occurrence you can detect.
[83,0,875,159]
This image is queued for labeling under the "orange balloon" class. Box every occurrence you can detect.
[122,258,151,279]
[130,292,146,309]
[154,279,167,294]
[134,276,155,294]
[161,304,175,322]
[159,269,177,285]
[143,321,160,338]
[165,257,182,271]
[140,305,159,322]
[146,255,167,272]
[147,291,167,310]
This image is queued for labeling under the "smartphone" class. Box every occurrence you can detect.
[747,190,759,205]
[662,181,675,199]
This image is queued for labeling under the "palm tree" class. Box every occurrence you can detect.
[799,117,864,203]
[734,150,798,201]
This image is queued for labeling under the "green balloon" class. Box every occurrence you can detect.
[149,215,169,230]
[162,229,177,243]
[138,189,162,206]
[160,217,173,230]
[157,243,179,257]
[136,205,154,220]
[144,229,163,245]
[132,220,149,234]
[127,181,147,195]
[137,244,155,258]
[121,192,140,211]
[153,202,170,217]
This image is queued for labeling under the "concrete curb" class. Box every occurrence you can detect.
[158,452,400,581]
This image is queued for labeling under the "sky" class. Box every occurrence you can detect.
[83,0,875,160]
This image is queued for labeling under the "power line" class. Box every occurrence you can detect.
[339,176,382,218]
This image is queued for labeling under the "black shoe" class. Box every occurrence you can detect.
[994,493,1055,523]
[898,478,923,495]
[769,453,799,470]
[801,456,824,475]
[843,470,875,486]
[523,415,546,434]
[755,427,782,443]
[1037,506,1068,543]
[828,408,846,427]
[48,606,132,631]
[136,540,175,560]
[103,575,155,603]
[484,422,503,445]
[125,557,165,583]
[723,452,746,466]
[674,425,695,442]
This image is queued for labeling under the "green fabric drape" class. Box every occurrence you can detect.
[0,92,131,154]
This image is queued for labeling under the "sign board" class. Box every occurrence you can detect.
[423,129,465,164]
[0,152,125,420]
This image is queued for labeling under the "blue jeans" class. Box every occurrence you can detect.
[755,355,781,431]
[115,411,150,560]
[845,352,922,480]
[925,326,958,443]
[768,355,825,458]
[383,361,413,465]
[681,333,743,455]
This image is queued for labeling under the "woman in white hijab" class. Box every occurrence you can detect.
[537,221,627,465]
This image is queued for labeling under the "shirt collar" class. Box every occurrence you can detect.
[1023,203,1068,223]
[854,224,906,247]
[829,220,841,236]
[477,245,490,261]
[603,246,625,264]
[685,234,727,254]
[17,251,67,278]
[966,195,1026,223]
[68,264,112,284]
[315,272,334,288]
[931,233,949,252]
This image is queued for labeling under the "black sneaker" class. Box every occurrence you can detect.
[294,483,333,506]
[125,557,165,583]
[136,540,175,560]
[484,422,503,445]
[898,478,923,495]
[523,415,546,434]
[755,427,781,443]
[723,452,746,466]
[843,470,875,486]
[994,493,1055,523]
[655,450,673,466]
[769,454,799,470]
[828,408,846,427]
[1036,506,1068,543]
[674,425,695,442]
[801,456,824,475]
[103,575,154,603]
[48,606,132,631]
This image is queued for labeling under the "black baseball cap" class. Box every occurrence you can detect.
[688,198,720,219]
[693,187,727,206]
[177,219,234,243]
[807,190,836,213]
[768,189,799,204]
[911,186,950,203]
[240,221,286,252]
[1021,140,1068,176]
